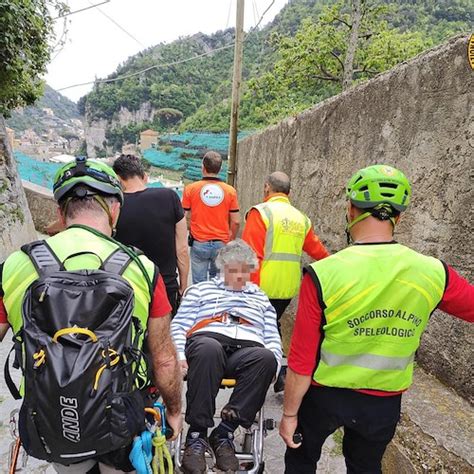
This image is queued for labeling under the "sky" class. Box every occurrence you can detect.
[47,0,289,102]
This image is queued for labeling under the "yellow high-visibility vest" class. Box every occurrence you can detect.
[308,243,446,391]
[251,195,310,299]
[3,227,155,340]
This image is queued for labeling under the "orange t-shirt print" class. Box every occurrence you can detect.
[182,178,239,243]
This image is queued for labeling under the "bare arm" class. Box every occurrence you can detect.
[184,210,191,231]
[175,217,190,294]
[147,315,182,416]
[279,369,312,448]
[0,323,9,342]
[229,212,241,240]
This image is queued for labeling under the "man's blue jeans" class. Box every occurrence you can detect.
[190,240,225,284]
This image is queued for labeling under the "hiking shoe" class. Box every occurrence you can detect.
[209,428,239,472]
[182,432,209,474]
[274,365,287,393]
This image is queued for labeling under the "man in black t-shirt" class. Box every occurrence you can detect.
[113,155,189,314]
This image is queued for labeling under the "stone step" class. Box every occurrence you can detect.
[383,367,474,473]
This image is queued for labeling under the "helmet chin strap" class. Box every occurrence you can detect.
[63,194,116,233]
[93,195,116,232]
[346,204,396,245]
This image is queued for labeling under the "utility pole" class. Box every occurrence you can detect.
[227,0,245,186]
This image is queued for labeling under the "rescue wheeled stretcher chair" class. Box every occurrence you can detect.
[171,378,275,474]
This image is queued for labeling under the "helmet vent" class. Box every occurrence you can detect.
[359,185,368,191]
[381,192,395,197]
[381,182,398,189]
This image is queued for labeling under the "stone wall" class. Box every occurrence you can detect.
[0,117,37,261]
[22,181,57,234]
[235,35,473,401]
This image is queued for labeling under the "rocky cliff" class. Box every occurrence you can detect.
[85,101,158,157]
[0,117,37,261]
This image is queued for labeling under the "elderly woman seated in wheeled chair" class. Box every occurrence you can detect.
[171,239,282,474]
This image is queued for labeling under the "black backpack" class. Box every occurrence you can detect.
[4,240,150,465]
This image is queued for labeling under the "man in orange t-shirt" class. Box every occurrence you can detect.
[182,151,240,283]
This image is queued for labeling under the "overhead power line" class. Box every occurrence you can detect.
[225,0,233,29]
[56,0,278,92]
[57,43,236,91]
[253,0,275,30]
[88,0,146,48]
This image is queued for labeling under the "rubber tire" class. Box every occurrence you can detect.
[258,461,265,473]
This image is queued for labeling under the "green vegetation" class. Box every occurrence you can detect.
[7,85,81,134]
[0,0,68,116]
[81,0,472,144]
[231,1,430,127]
[148,166,185,183]
[105,122,149,152]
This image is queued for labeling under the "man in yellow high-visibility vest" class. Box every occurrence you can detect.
[243,171,329,392]
[279,164,473,473]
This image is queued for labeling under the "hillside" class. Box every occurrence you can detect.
[7,85,82,135]
[81,0,472,151]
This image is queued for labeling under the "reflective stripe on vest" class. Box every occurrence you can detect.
[253,196,310,299]
[320,349,415,371]
[309,244,446,392]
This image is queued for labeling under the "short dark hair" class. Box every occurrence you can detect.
[59,194,118,220]
[113,154,146,180]
[202,151,222,174]
[266,171,290,194]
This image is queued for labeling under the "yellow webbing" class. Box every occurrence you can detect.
[33,349,46,368]
[52,327,98,343]
[152,431,173,474]
[93,349,120,391]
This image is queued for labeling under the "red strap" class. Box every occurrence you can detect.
[186,313,251,337]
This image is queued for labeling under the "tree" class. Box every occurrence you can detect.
[245,0,430,124]
[343,0,362,90]
[0,0,68,116]
[154,108,184,127]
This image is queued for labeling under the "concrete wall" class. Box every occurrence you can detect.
[0,117,37,261]
[22,180,57,234]
[235,35,473,401]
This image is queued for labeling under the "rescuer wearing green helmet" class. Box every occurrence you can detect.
[279,164,473,473]
[0,157,183,473]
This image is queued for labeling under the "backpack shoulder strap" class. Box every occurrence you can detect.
[102,248,134,275]
[21,240,62,277]
[4,335,23,400]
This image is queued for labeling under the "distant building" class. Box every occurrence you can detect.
[139,129,159,152]
[21,129,41,146]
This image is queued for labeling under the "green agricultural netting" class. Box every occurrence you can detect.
[15,132,248,190]
[15,152,62,188]
[14,152,179,194]
[160,132,248,152]
[143,148,227,181]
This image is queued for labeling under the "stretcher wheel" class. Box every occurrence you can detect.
[258,461,265,473]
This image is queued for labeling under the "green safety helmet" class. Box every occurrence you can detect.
[53,157,123,204]
[346,164,411,212]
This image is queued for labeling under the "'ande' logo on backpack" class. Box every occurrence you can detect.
[60,396,81,443]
